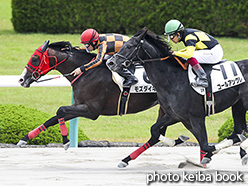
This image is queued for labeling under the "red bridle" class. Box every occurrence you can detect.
[26,46,69,80]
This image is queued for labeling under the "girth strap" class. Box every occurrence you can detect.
[117,87,131,116]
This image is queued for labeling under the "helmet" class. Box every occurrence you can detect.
[164,20,184,36]
[80,29,99,44]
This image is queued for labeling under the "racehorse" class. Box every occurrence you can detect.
[108,27,248,167]
[17,41,188,149]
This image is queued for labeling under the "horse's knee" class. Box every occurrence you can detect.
[56,106,67,118]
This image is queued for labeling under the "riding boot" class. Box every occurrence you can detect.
[191,64,208,88]
[116,68,138,87]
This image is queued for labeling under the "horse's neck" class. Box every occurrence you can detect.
[52,49,96,82]
[141,42,186,88]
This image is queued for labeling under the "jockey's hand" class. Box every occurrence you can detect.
[70,67,83,76]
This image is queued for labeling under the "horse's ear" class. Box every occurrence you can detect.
[134,27,149,40]
[41,40,50,52]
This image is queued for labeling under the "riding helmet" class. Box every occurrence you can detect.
[80,29,99,44]
[164,19,184,36]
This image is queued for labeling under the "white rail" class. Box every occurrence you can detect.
[0,75,70,87]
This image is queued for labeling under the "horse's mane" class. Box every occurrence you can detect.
[48,41,95,56]
[134,27,172,57]
[134,27,186,69]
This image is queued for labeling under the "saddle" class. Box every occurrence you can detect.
[112,65,156,115]
[188,60,245,116]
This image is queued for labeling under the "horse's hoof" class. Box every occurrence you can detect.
[241,155,248,165]
[179,135,190,142]
[63,141,70,150]
[17,140,27,146]
[201,157,211,164]
[237,134,246,142]
[118,161,128,168]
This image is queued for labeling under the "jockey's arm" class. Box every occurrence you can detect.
[174,34,197,59]
[81,41,107,71]
[174,46,195,59]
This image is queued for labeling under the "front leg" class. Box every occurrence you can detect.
[118,114,179,168]
[17,104,100,150]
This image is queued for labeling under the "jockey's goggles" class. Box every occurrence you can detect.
[166,33,177,42]
[83,44,90,53]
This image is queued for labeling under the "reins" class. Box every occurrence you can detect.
[132,55,188,70]
[122,37,188,70]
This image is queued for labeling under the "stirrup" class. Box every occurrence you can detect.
[190,80,208,88]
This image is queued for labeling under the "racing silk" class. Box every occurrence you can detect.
[83,33,130,71]
[174,28,219,59]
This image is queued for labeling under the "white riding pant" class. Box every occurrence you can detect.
[193,44,223,64]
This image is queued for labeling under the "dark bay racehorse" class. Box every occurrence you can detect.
[108,27,248,167]
[17,41,188,149]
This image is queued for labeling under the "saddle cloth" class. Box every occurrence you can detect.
[112,66,156,93]
[188,61,245,96]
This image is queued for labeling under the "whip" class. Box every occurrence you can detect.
[36,73,71,83]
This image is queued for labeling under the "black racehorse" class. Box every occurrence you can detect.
[17,41,188,149]
[108,27,248,167]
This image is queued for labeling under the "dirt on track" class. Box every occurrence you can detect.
[0,146,247,186]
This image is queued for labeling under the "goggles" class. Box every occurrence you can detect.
[83,44,90,53]
[166,33,177,42]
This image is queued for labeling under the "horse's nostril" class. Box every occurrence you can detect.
[18,78,24,83]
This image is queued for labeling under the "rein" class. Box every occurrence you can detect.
[117,36,188,70]
[132,56,188,70]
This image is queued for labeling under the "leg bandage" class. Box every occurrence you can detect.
[214,138,233,153]
[58,118,68,136]
[130,142,150,160]
[159,135,175,147]
[28,124,47,139]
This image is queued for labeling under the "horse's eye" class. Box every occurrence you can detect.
[31,55,41,66]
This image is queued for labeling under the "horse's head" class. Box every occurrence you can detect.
[108,27,149,67]
[19,40,69,87]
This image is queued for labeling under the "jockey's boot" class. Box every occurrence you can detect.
[192,63,208,88]
[117,68,138,87]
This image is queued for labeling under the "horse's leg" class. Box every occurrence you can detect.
[240,139,248,165]
[17,116,59,146]
[205,101,247,163]
[184,117,216,164]
[55,104,100,149]
[154,107,189,146]
[17,104,99,149]
[118,114,179,168]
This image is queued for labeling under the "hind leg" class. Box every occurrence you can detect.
[202,101,247,164]
[213,101,246,153]
[240,139,248,165]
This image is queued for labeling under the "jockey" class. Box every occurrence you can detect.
[71,28,138,87]
[164,19,224,88]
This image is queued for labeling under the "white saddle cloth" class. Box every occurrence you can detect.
[112,66,156,93]
[188,61,245,95]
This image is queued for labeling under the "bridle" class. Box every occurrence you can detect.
[28,48,69,81]
[115,37,188,70]
[114,38,147,67]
